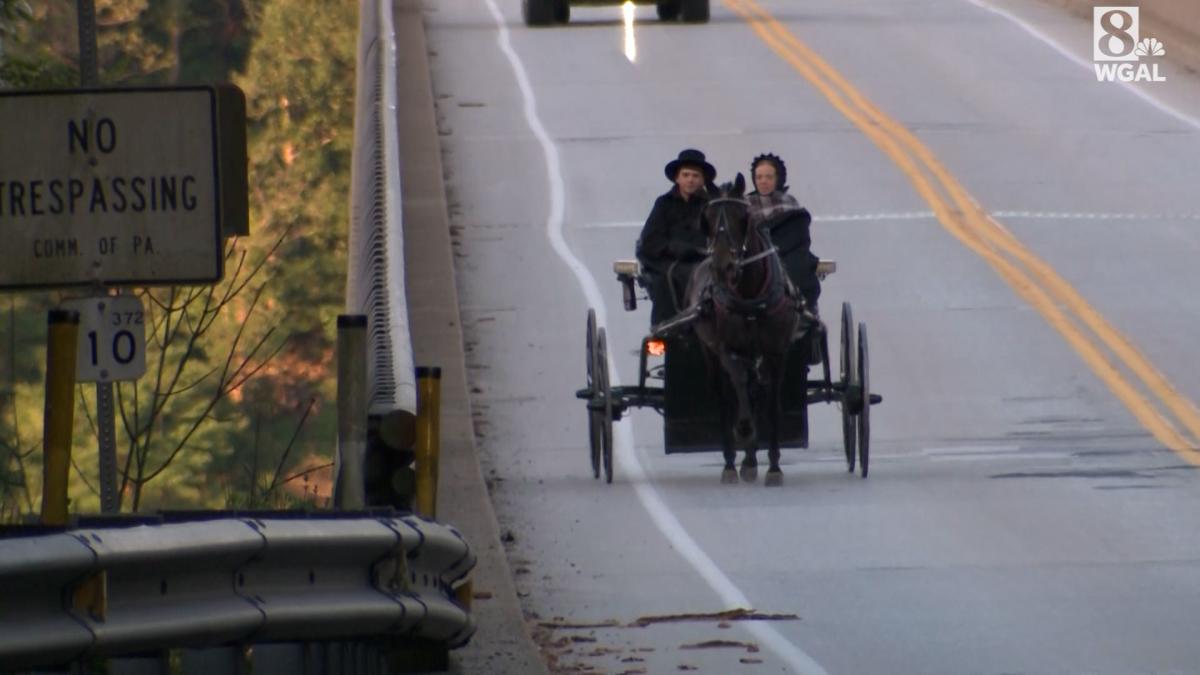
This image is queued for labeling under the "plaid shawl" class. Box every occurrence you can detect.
[747,191,802,227]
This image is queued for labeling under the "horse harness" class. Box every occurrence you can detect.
[703,197,799,322]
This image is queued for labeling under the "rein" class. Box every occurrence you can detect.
[738,245,778,268]
[705,196,789,318]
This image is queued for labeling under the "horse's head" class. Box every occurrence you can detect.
[703,173,751,288]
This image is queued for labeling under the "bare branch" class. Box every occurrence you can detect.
[12,444,34,515]
[249,413,261,505]
[222,226,291,303]
[117,382,141,512]
[278,461,334,488]
[137,286,181,480]
[216,248,250,309]
[115,378,136,442]
[140,287,273,484]
[138,394,223,484]
[181,285,216,337]
[161,365,222,398]
[144,286,193,316]
[77,387,98,438]
[147,289,212,424]
[265,397,316,495]
[69,455,99,498]
[5,298,19,453]
[225,331,288,393]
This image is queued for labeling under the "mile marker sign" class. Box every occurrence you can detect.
[0,85,246,290]
[61,295,147,383]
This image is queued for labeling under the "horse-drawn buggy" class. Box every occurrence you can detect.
[575,175,882,485]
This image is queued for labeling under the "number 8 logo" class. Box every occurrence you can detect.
[1094,7,1139,62]
[1098,10,1134,58]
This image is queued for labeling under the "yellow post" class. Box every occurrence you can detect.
[454,579,473,611]
[413,367,442,518]
[41,309,79,526]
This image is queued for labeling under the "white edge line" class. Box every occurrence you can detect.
[477,2,830,674]
[576,211,1200,228]
[964,0,1200,132]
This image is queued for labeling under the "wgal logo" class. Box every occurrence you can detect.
[1094,7,1167,82]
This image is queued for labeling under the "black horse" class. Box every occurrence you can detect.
[685,174,801,486]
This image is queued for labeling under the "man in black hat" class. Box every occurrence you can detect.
[636,148,717,326]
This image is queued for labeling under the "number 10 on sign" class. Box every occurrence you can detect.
[62,295,147,383]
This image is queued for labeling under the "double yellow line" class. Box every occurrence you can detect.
[724,0,1200,459]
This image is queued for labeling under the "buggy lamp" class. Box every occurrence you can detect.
[613,260,640,276]
[645,339,666,357]
[816,259,837,279]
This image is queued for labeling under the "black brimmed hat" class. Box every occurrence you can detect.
[664,148,717,183]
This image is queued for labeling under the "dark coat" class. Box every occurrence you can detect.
[762,207,821,310]
[635,187,710,275]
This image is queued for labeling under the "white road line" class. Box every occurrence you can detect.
[576,220,644,229]
[817,211,936,222]
[994,211,1200,220]
[964,0,1200,132]
[479,1,830,673]
[576,211,1200,229]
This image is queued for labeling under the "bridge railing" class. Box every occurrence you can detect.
[347,0,418,426]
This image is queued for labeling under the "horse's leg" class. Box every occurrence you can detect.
[708,348,738,485]
[720,352,755,446]
[739,357,762,483]
[716,351,758,483]
[765,352,785,487]
[716,350,753,483]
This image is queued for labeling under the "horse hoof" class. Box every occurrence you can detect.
[721,468,738,484]
[739,465,758,483]
[764,470,783,487]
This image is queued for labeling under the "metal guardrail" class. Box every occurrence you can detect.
[347,0,418,421]
[0,513,475,671]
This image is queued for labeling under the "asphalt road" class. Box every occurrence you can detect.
[423,0,1200,672]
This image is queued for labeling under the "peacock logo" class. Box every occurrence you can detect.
[1134,37,1165,58]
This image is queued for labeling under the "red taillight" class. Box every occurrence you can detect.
[646,339,666,357]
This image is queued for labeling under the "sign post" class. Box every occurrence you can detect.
[77,0,98,88]
[61,294,148,512]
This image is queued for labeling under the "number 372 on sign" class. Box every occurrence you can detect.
[61,295,147,383]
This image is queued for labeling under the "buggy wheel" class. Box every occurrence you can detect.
[596,328,615,484]
[680,0,709,22]
[856,322,871,478]
[656,0,679,20]
[586,310,601,478]
[839,302,857,472]
[554,0,570,23]
[522,0,556,26]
